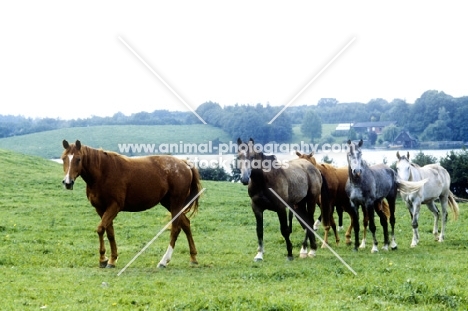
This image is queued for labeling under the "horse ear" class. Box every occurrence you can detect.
[237,138,242,145]
[75,140,81,150]
[358,139,363,147]
[347,139,351,145]
[407,152,410,160]
[396,151,401,159]
[63,140,70,149]
[249,138,254,144]
[295,151,301,156]
[310,151,314,156]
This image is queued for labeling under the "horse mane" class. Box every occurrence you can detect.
[81,145,127,170]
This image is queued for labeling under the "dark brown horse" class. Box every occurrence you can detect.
[61,140,202,268]
[237,138,330,261]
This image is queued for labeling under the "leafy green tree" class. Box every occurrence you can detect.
[382,125,400,143]
[368,131,377,145]
[421,107,452,141]
[440,149,468,198]
[300,110,322,142]
[412,151,437,166]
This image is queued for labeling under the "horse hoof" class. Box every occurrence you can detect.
[99,260,109,268]
[190,261,199,266]
[105,264,116,269]
[286,256,294,261]
[157,263,167,269]
[254,257,263,262]
[299,253,307,259]
[391,246,398,251]
[352,248,358,252]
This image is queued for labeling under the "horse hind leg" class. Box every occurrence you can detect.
[435,197,448,242]
[179,213,198,265]
[158,218,182,268]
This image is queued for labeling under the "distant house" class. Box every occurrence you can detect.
[352,121,397,134]
[393,131,418,148]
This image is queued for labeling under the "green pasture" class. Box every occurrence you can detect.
[0,124,232,159]
[0,149,467,310]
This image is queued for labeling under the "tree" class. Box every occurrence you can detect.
[412,151,437,166]
[382,125,400,143]
[421,107,452,141]
[440,149,468,198]
[300,110,322,142]
[368,131,377,146]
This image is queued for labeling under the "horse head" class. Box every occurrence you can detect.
[61,139,83,190]
[396,151,411,181]
[237,138,256,185]
[295,151,317,166]
[347,139,364,178]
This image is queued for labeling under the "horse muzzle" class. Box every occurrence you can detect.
[352,169,362,178]
[62,179,74,190]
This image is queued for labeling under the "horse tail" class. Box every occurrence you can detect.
[319,173,332,229]
[397,178,428,195]
[448,191,460,220]
[185,164,202,217]
[379,200,390,220]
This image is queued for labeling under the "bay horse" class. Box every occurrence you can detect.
[61,140,202,268]
[396,151,459,247]
[295,151,386,251]
[237,138,330,261]
[345,139,399,253]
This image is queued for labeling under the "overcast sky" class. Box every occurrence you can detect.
[1,1,466,120]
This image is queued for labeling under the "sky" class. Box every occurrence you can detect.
[1,1,467,120]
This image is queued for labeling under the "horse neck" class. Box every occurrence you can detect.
[408,164,422,181]
[249,155,280,184]
[80,146,107,185]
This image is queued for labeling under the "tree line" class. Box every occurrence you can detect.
[1,90,468,144]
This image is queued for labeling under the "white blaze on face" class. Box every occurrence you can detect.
[64,154,74,184]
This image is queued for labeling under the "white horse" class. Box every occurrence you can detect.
[396,151,459,247]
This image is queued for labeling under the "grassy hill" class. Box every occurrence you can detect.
[0,124,232,159]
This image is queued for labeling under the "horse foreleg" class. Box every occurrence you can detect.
[409,201,422,247]
[253,208,264,262]
[337,204,344,231]
[278,209,294,261]
[179,213,198,265]
[96,206,119,268]
[386,199,398,250]
[360,205,368,249]
[367,206,379,253]
[436,198,448,242]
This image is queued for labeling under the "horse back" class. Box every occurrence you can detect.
[418,164,451,197]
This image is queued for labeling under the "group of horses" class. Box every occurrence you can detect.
[60,138,459,268]
[236,138,459,261]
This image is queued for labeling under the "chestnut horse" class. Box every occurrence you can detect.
[237,138,330,261]
[61,140,202,268]
[295,151,380,250]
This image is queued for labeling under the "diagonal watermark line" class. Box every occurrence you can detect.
[117,188,206,276]
[268,37,356,124]
[118,36,207,124]
[268,188,357,276]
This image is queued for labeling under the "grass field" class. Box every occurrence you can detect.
[1,148,467,310]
